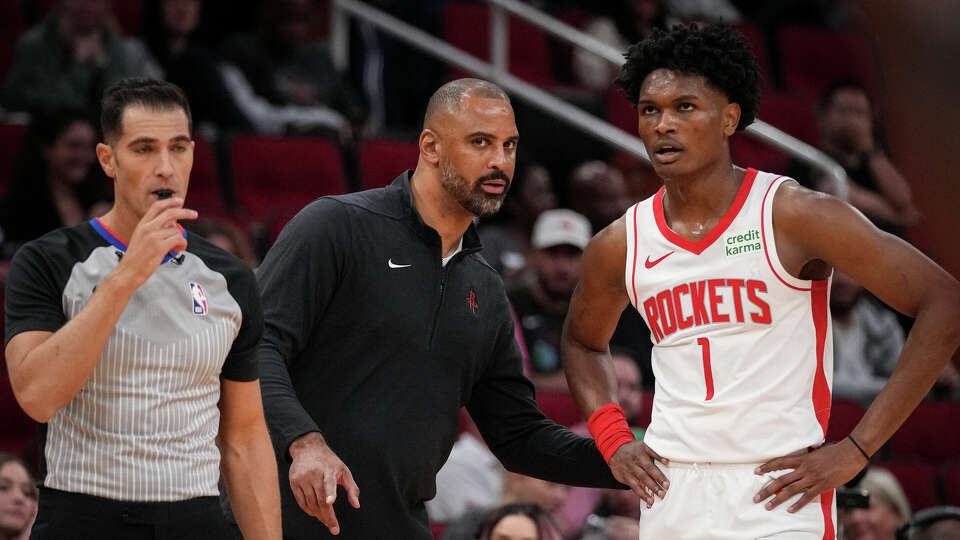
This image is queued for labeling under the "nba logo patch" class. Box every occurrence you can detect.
[189,282,208,316]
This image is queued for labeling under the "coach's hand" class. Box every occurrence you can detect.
[118,197,197,285]
[608,441,669,506]
[753,439,868,513]
[288,432,360,536]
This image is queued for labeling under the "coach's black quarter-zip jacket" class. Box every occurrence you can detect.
[257,171,622,539]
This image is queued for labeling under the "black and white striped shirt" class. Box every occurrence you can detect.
[5,219,262,501]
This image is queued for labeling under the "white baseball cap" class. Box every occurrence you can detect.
[530,209,592,250]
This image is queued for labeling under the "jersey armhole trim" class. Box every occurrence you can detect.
[761,177,813,292]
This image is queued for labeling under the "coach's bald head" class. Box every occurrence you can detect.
[423,78,511,131]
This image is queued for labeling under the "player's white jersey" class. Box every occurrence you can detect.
[625,169,833,463]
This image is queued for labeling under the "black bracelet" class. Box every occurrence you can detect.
[847,434,870,461]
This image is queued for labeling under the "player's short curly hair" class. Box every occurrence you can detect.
[615,24,762,131]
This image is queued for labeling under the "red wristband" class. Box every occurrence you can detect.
[587,403,635,464]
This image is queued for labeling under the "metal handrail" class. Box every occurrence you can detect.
[331,0,848,200]
[331,0,648,159]
[487,0,849,200]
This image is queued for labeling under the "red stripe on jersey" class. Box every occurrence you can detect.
[652,168,758,255]
[811,279,831,436]
[630,203,640,308]
[820,489,836,540]
[760,178,811,292]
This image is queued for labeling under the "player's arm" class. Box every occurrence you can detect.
[562,217,670,505]
[5,198,195,422]
[754,182,960,512]
[217,379,281,540]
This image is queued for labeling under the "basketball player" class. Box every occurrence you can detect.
[562,24,960,539]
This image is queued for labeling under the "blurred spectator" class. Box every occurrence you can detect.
[841,467,911,540]
[184,218,258,267]
[427,415,504,526]
[0,454,37,540]
[479,163,557,278]
[572,0,673,91]
[142,0,253,132]
[831,271,960,403]
[830,271,903,405]
[218,0,367,136]
[442,472,569,540]
[906,507,960,540]
[0,109,111,261]
[509,209,591,391]
[1,0,161,114]
[478,503,563,540]
[577,489,641,540]
[568,161,631,234]
[789,82,919,236]
[561,352,644,536]
[665,0,742,22]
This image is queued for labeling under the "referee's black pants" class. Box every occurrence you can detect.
[31,487,232,540]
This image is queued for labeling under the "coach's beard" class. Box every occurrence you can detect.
[440,158,511,217]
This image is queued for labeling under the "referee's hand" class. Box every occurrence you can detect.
[288,432,360,536]
[120,197,197,285]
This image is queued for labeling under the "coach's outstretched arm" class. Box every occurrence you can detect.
[5,198,196,422]
[752,182,960,513]
[257,200,360,535]
[561,217,670,507]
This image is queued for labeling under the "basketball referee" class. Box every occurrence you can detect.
[257,79,635,539]
[4,79,280,539]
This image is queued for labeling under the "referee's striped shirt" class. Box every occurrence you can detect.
[5,220,262,501]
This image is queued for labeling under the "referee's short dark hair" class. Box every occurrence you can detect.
[100,78,192,143]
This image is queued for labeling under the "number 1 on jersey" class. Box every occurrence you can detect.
[697,337,715,401]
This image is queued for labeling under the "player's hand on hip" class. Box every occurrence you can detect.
[288,432,360,536]
[118,197,197,285]
[608,441,670,506]
[753,439,868,513]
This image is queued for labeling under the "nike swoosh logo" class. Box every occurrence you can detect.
[644,251,675,269]
[388,259,412,269]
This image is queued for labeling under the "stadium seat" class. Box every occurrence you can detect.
[730,23,772,92]
[887,401,960,464]
[606,85,636,135]
[637,392,654,429]
[756,92,819,145]
[730,136,791,176]
[444,2,556,86]
[230,135,348,228]
[943,462,960,506]
[359,139,419,190]
[186,137,230,218]
[0,124,27,196]
[535,391,583,427]
[873,461,940,512]
[0,0,24,83]
[780,27,878,100]
[825,399,864,443]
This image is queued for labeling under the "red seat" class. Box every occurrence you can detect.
[0,0,24,83]
[0,124,27,196]
[186,137,230,218]
[888,401,960,463]
[780,27,878,101]
[943,462,960,506]
[230,136,347,228]
[757,92,818,145]
[872,461,939,511]
[730,23,771,92]
[535,391,583,427]
[444,2,556,86]
[825,399,864,443]
[730,136,791,175]
[359,139,419,190]
[606,85,637,135]
[637,392,654,429]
